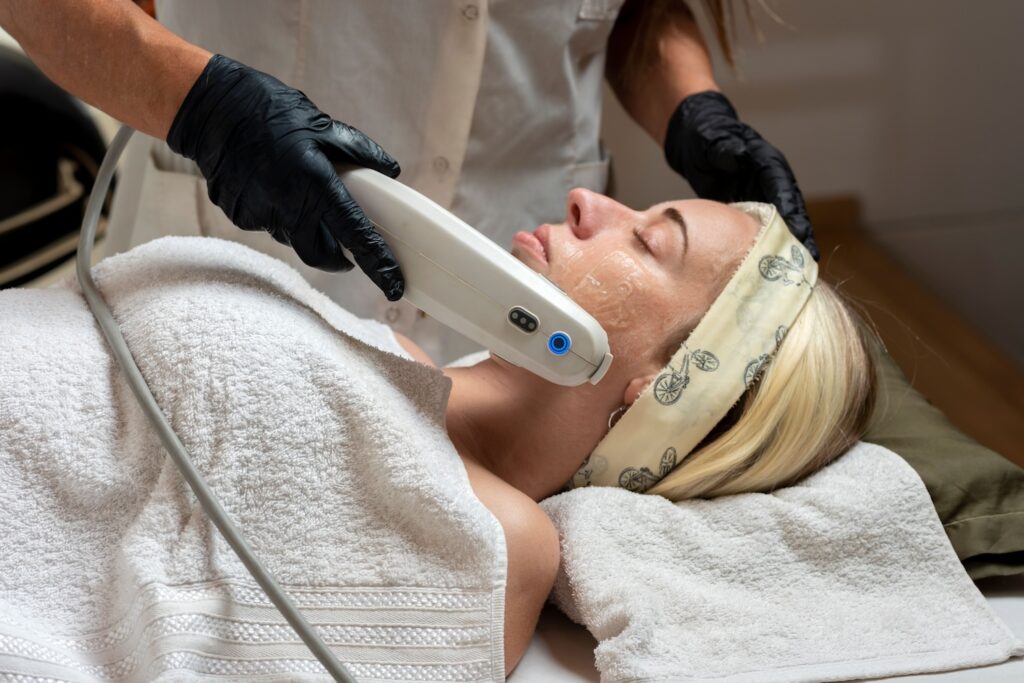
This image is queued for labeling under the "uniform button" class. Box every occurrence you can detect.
[432,156,450,174]
[385,306,401,323]
[462,4,479,20]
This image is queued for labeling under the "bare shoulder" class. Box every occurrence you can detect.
[460,455,554,533]
[392,331,435,366]
[460,455,561,676]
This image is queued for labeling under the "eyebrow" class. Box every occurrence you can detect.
[663,207,688,254]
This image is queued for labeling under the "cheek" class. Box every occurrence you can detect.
[568,251,648,333]
[548,238,586,281]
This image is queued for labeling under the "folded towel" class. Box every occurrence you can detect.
[540,441,1024,682]
[0,236,507,682]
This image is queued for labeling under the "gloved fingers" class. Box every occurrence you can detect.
[683,134,749,202]
[288,218,356,273]
[779,206,820,261]
[705,134,747,176]
[748,139,820,261]
[324,183,405,301]
[265,223,295,247]
[322,121,402,179]
[664,89,821,259]
[798,226,821,262]
[747,141,800,208]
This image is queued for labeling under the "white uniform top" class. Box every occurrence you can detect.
[107,0,625,364]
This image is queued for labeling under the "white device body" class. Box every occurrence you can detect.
[338,166,613,386]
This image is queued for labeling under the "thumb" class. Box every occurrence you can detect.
[321,120,401,179]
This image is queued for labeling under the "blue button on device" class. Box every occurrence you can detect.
[548,331,571,356]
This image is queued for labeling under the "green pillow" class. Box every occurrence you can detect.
[864,343,1024,580]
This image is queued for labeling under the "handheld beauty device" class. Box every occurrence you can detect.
[78,127,611,682]
[338,167,614,386]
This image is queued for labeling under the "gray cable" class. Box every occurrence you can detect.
[76,125,358,683]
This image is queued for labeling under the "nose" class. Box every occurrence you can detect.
[565,187,629,240]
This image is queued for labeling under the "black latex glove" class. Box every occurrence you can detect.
[167,54,404,300]
[663,91,819,261]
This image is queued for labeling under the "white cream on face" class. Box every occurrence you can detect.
[568,250,647,331]
[533,198,767,374]
[548,237,584,278]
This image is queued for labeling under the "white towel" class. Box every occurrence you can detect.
[540,441,1024,682]
[0,237,507,682]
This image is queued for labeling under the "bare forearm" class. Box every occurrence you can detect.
[0,0,210,138]
[606,1,720,144]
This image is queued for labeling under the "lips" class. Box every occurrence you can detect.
[512,229,548,265]
[533,223,551,254]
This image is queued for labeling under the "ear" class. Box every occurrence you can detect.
[623,373,658,406]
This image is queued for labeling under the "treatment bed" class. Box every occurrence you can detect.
[4,198,1020,682]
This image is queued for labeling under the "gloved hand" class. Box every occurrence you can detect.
[167,54,404,300]
[663,91,819,261]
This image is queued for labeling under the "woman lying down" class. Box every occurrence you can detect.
[0,189,876,679]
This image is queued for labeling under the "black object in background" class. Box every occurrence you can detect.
[0,44,109,288]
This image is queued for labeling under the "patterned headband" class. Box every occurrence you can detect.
[564,202,818,493]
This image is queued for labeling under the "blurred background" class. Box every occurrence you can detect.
[603,0,1024,368]
[0,25,120,289]
[1,1,1021,459]
[601,0,1024,463]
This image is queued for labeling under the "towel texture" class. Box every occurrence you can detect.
[541,441,1024,682]
[0,237,506,682]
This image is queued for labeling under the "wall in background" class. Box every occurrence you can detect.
[601,0,1024,366]
[6,7,1023,362]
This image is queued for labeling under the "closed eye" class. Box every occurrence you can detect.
[633,227,651,253]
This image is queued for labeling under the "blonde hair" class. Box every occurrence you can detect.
[646,281,878,501]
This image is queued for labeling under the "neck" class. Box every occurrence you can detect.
[443,357,624,501]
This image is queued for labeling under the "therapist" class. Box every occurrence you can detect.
[0,0,817,364]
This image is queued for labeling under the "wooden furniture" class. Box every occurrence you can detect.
[808,197,1024,468]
